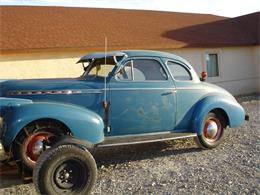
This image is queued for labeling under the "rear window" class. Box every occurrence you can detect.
[167,61,192,81]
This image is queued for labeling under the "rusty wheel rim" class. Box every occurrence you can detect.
[203,117,222,143]
[24,131,54,163]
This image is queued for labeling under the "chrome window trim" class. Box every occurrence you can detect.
[115,60,134,81]
[131,60,134,80]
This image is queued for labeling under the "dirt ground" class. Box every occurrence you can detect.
[0,94,259,195]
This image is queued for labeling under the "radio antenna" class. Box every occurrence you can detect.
[102,36,110,133]
[104,36,107,103]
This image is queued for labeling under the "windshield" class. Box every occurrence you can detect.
[82,57,117,78]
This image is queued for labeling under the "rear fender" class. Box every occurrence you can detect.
[192,95,245,136]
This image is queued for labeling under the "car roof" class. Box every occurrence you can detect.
[78,50,191,66]
[77,51,126,63]
[122,50,191,66]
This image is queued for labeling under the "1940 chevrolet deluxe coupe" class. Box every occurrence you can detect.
[0,50,247,194]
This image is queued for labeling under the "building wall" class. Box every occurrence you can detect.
[166,46,260,95]
[253,46,260,93]
[0,46,259,95]
[0,50,86,79]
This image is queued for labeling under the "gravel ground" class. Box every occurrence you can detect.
[0,94,259,195]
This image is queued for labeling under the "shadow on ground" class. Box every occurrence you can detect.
[93,138,202,168]
[0,163,22,188]
[0,138,201,189]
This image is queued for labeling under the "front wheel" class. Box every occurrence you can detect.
[196,112,226,149]
[33,144,97,195]
[12,122,65,171]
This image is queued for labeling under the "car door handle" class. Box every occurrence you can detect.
[162,91,174,96]
[162,89,177,95]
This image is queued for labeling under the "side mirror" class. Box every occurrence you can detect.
[200,71,207,81]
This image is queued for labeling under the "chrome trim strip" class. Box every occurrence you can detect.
[8,87,203,96]
[8,89,102,96]
[176,87,204,90]
[108,87,202,91]
[97,133,197,147]
[105,131,172,139]
[108,88,175,91]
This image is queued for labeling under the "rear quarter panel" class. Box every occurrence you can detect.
[192,95,245,135]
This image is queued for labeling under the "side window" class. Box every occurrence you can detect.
[206,53,219,77]
[133,59,167,81]
[167,61,192,81]
[117,59,167,81]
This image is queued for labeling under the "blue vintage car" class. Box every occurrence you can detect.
[0,50,247,194]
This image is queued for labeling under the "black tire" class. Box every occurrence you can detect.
[12,121,65,171]
[196,112,226,149]
[33,144,97,195]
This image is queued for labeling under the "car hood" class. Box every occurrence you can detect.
[0,77,103,97]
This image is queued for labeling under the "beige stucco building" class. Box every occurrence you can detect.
[168,46,260,95]
[0,6,259,95]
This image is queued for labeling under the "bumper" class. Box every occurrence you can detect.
[245,114,249,121]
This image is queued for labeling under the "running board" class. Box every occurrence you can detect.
[97,132,197,147]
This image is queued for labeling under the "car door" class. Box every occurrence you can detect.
[165,60,205,131]
[107,57,176,136]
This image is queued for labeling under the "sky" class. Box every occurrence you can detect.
[0,0,259,17]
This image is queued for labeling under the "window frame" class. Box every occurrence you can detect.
[82,57,118,79]
[115,57,169,82]
[166,60,193,82]
[115,60,134,81]
[87,64,117,78]
[204,51,222,80]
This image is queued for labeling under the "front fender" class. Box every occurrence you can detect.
[192,95,245,136]
[0,97,33,108]
[2,101,104,147]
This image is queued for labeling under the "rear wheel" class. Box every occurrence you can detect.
[34,144,97,195]
[196,112,226,149]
